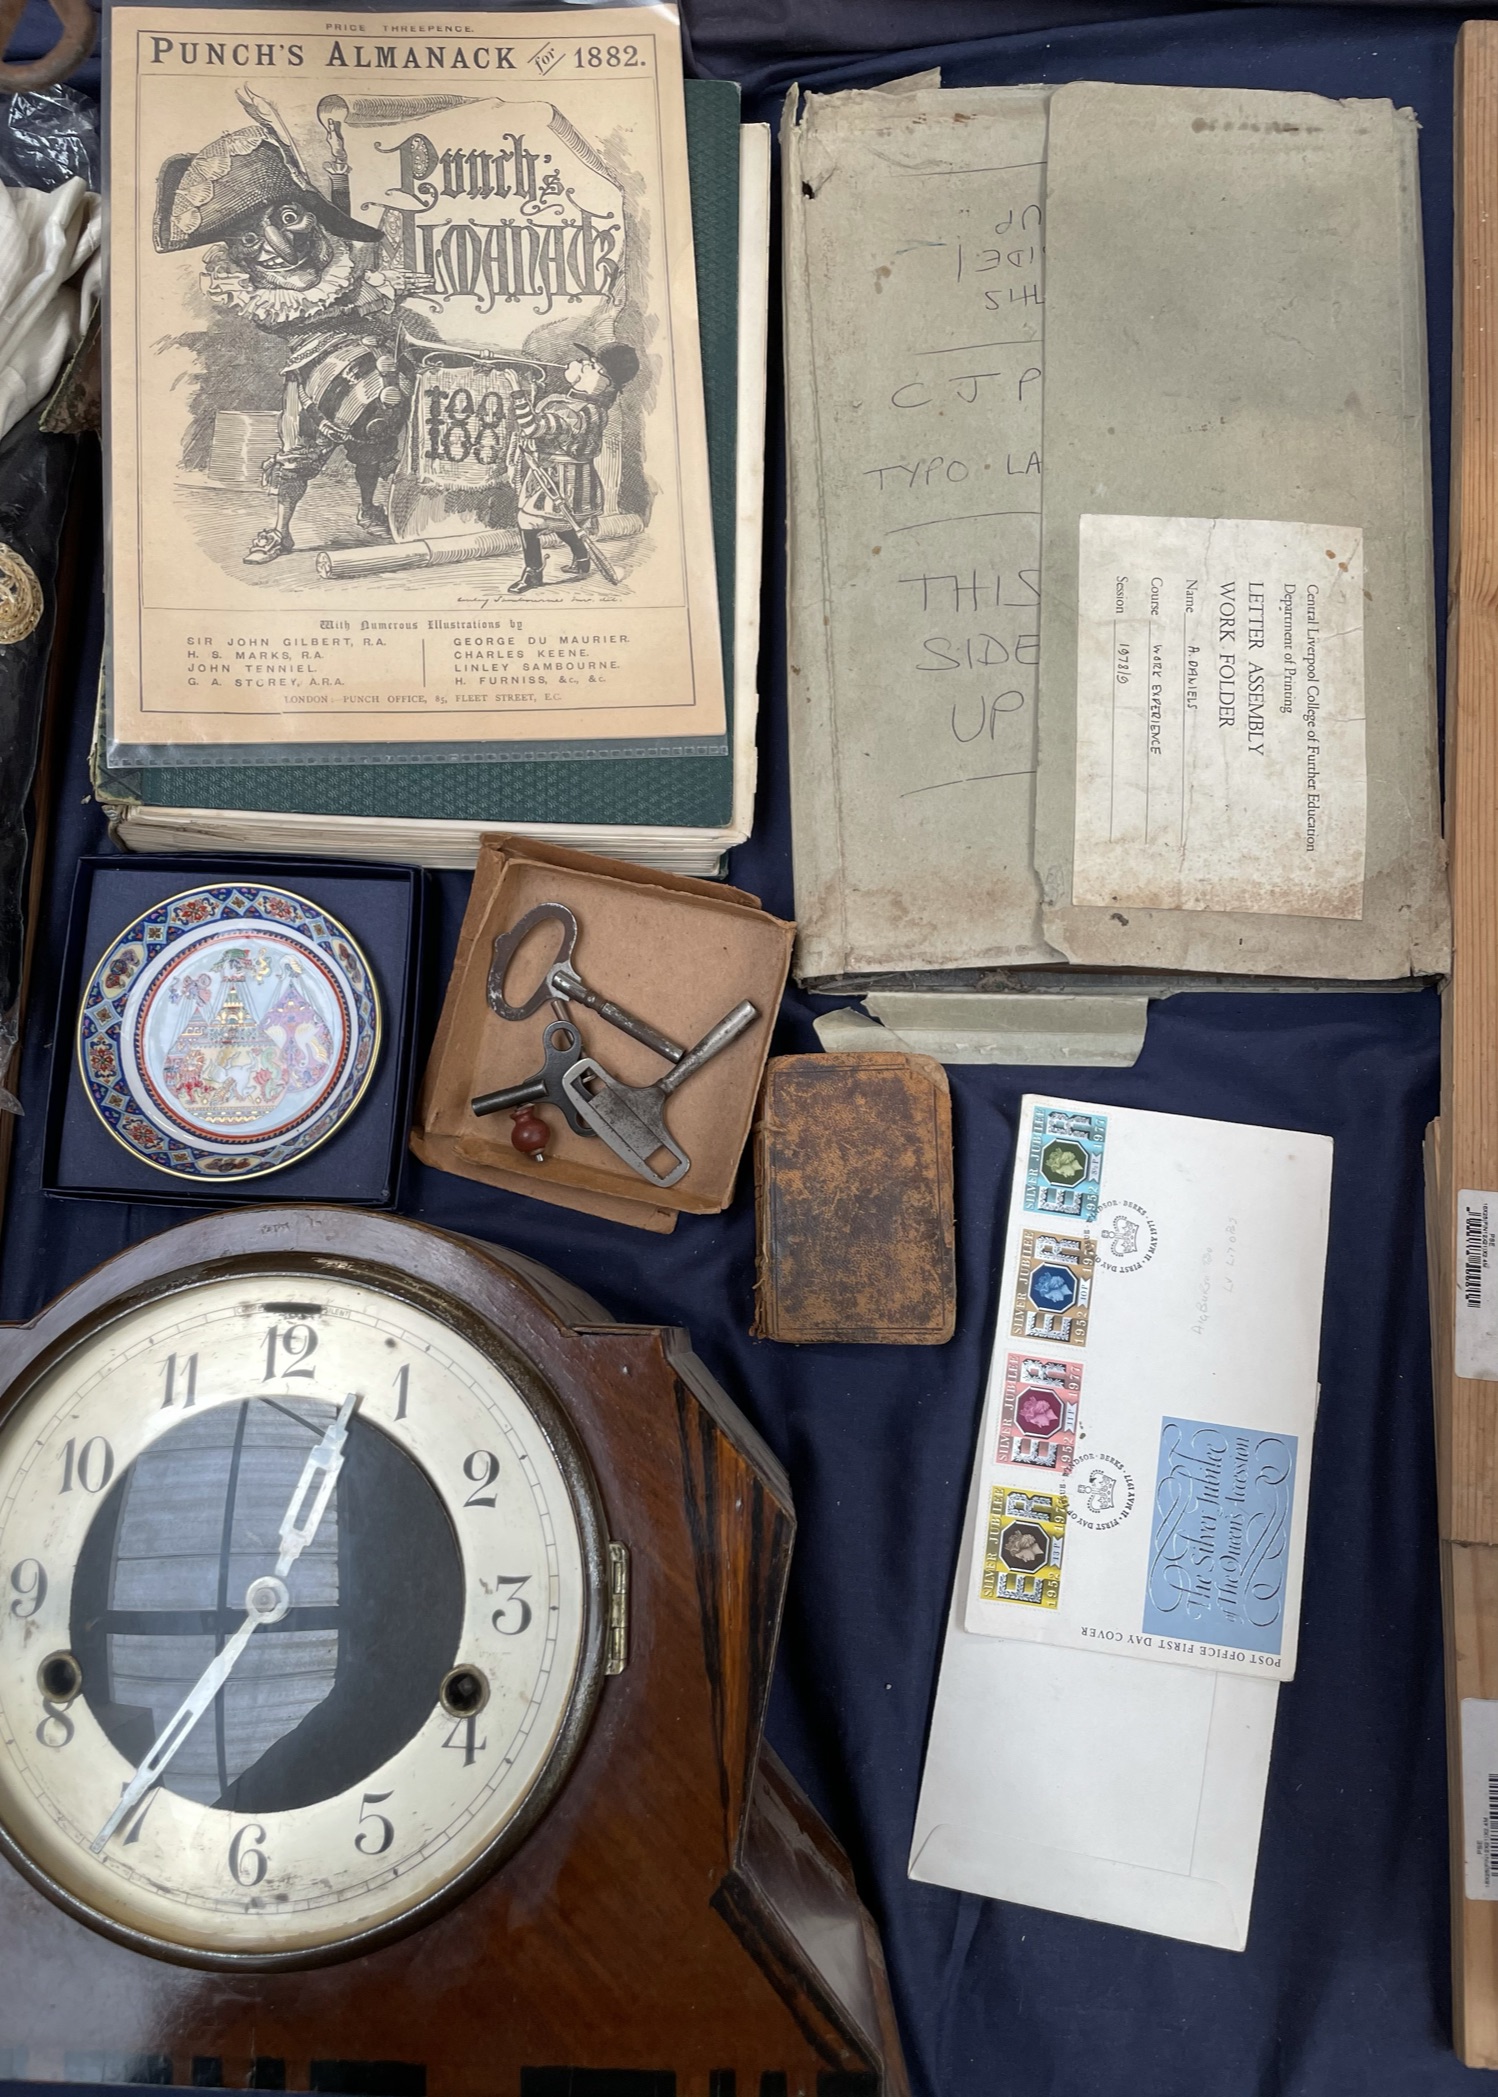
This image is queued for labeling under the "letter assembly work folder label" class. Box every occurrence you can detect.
[1070,513,1367,919]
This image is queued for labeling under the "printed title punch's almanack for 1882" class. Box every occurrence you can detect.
[105,6,725,758]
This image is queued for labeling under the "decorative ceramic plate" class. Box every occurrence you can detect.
[77,884,381,1181]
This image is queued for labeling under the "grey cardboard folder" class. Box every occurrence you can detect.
[1034,81,1447,979]
[782,77,1448,992]
[782,82,1053,984]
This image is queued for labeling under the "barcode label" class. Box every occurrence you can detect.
[1456,1193,1498,1381]
[1460,1700,1498,1899]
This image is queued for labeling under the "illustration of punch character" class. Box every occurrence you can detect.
[500,343,642,594]
[153,88,411,565]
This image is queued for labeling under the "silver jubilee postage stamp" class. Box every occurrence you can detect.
[1011,1229,1096,1347]
[980,1485,1066,1609]
[1024,1106,1107,1222]
[997,1353,1082,1472]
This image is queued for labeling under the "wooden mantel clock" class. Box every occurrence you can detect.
[0,1209,908,2096]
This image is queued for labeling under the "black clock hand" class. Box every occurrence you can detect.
[91,1391,361,1852]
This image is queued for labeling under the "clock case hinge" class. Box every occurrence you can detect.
[605,1541,629,1675]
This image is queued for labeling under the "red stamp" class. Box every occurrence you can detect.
[998,1353,1082,1473]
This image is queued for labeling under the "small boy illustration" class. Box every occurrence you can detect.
[502,342,641,593]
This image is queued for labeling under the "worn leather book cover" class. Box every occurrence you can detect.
[753,1052,955,1344]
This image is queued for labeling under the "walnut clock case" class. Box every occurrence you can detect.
[0,1210,907,2095]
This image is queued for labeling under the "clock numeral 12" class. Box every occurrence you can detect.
[160,1352,198,1409]
[228,1823,269,1887]
[264,1324,318,1381]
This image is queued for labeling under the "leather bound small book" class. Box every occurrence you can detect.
[752,1052,956,1344]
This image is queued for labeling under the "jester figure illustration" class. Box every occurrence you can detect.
[153,88,411,564]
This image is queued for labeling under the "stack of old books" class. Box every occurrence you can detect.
[99,20,767,875]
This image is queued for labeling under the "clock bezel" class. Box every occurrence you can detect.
[0,1246,614,1973]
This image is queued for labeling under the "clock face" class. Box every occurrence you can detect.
[0,1259,609,1967]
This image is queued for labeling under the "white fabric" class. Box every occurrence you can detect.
[0,176,101,442]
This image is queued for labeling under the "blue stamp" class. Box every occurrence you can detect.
[1025,1106,1107,1221]
[1142,1418,1298,1656]
[1010,1230,1095,1347]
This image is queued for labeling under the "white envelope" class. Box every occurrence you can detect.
[909,1097,1332,1949]
[909,1465,1278,1950]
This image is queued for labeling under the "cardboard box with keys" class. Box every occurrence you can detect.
[412,835,792,1233]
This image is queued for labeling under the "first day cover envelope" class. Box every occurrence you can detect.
[962,1096,1332,1680]
[910,1463,1280,1950]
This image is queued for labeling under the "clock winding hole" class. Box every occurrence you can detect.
[38,1652,83,1705]
[440,1665,489,1718]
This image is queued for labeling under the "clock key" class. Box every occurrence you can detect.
[561,1000,760,1189]
[470,1017,596,1140]
[486,901,688,1067]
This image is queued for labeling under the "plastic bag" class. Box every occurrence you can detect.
[0,84,99,190]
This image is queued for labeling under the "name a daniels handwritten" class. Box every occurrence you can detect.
[147,38,528,70]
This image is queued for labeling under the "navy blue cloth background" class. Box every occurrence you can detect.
[0,3,1487,2091]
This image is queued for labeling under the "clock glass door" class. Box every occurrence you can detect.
[0,1263,608,1965]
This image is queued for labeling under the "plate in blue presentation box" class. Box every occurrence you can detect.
[46,857,424,1208]
[77,883,380,1182]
